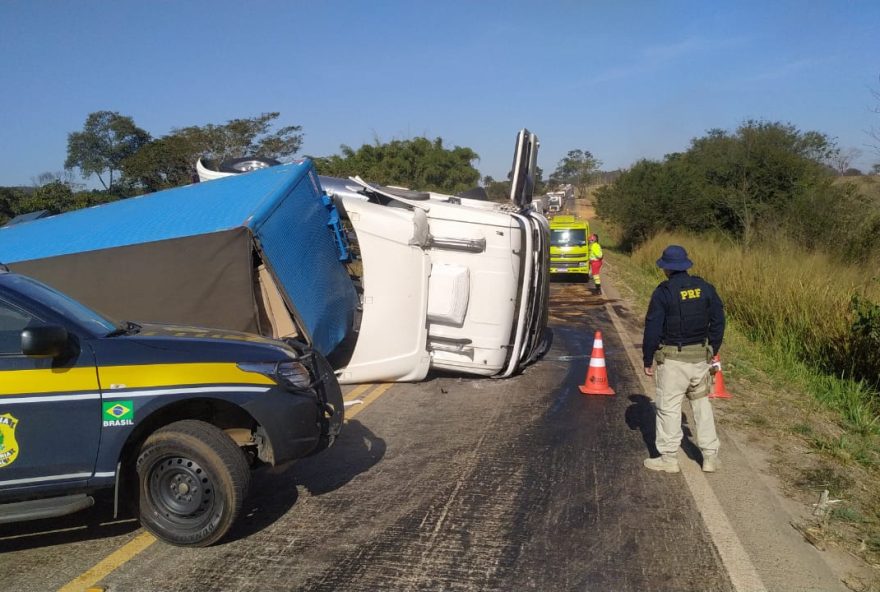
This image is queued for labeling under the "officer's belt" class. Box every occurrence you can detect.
[657,343,712,364]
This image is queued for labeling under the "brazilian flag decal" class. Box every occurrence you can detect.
[103,401,134,427]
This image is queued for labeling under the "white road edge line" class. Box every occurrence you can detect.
[602,289,768,592]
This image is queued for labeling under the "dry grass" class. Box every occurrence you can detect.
[836,174,880,204]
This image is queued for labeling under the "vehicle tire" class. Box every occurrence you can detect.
[136,420,250,547]
[218,156,280,174]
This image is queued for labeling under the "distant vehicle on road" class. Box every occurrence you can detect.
[0,266,342,546]
[548,215,591,279]
[544,184,574,213]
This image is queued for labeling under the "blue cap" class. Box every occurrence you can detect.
[656,245,693,271]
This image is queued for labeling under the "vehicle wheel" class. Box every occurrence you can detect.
[136,420,250,547]
[218,156,280,174]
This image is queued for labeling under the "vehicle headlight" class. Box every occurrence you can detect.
[579,261,589,267]
[238,360,313,390]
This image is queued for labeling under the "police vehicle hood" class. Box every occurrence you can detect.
[107,322,299,362]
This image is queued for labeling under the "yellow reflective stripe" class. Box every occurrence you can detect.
[99,363,275,388]
[0,363,274,397]
[0,367,99,395]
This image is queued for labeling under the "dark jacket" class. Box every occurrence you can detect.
[642,271,725,367]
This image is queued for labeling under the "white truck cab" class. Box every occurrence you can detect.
[324,129,550,383]
[195,130,550,384]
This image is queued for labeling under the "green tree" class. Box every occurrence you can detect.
[549,149,602,196]
[0,187,20,225]
[15,181,77,215]
[171,112,302,163]
[122,112,302,192]
[65,111,151,190]
[120,134,200,192]
[596,121,843,250]
[313,137,480,194]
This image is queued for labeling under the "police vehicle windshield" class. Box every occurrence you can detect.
[3,274,117,335]
[551,229,587,247]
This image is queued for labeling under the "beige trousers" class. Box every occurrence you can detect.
[654,358,719,459]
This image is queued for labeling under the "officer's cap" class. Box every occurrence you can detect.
[656,245,693,271]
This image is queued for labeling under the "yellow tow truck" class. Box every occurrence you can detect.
[549,215,591,279]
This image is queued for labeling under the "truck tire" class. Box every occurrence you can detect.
[136,420,250,547]
[218,157,280,174]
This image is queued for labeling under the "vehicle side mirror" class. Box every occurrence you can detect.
[21,325,69,358]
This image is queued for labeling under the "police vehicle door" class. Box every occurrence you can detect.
[0,297,101,492]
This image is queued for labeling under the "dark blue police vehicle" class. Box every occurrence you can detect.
[0,265,343,546]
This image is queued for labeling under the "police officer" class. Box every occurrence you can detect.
[642,245,725,473]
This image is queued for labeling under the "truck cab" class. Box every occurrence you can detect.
[321,129,550,383]
[0,267,342,546]
[549,215,591,278]
[195,130,550,384]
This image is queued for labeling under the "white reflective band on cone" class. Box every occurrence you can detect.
[589,358,606,367]
[593,339,603,348]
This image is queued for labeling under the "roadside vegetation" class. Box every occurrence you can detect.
[591,119,880,576]
[311,137,480,194]
[0,110,486,225]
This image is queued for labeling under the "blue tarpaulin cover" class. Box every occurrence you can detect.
[0,161,357,355]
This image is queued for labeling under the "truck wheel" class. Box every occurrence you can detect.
[218,156,279,173]
[136,420,250,547]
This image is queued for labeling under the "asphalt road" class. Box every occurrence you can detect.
[0,282,734,592]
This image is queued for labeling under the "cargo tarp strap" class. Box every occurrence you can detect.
[321,194,351,262]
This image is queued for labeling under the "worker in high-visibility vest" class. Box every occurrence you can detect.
[588,233,603,295]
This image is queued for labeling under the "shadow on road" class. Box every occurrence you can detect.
[226,419,386,542]
[0,491,140,553]
[550,274,591,286]
[625,394,659,456]
[0,421,386,551]
[681,416,704,464]
[624,395,705,463]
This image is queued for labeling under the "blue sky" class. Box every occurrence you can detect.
[1,0,878,187]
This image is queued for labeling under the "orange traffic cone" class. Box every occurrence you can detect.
[709,355,732,399]
[579,331,615,396]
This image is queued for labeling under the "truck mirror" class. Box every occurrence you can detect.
[21,325,69,358]
[509,129,539,208]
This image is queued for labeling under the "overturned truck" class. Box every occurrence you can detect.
[0,130,549,382]
[199,129,550,383]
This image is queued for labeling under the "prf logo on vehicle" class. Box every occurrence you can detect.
[0,413,20,468]
[103,401,134,427]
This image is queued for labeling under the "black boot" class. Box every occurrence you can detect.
[594,284,602,295]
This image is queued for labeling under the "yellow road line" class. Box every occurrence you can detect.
[58,531,156,592]
[346,383,392,420]
[343,383,374,401]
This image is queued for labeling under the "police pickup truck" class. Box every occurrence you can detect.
[0,266,343,546]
